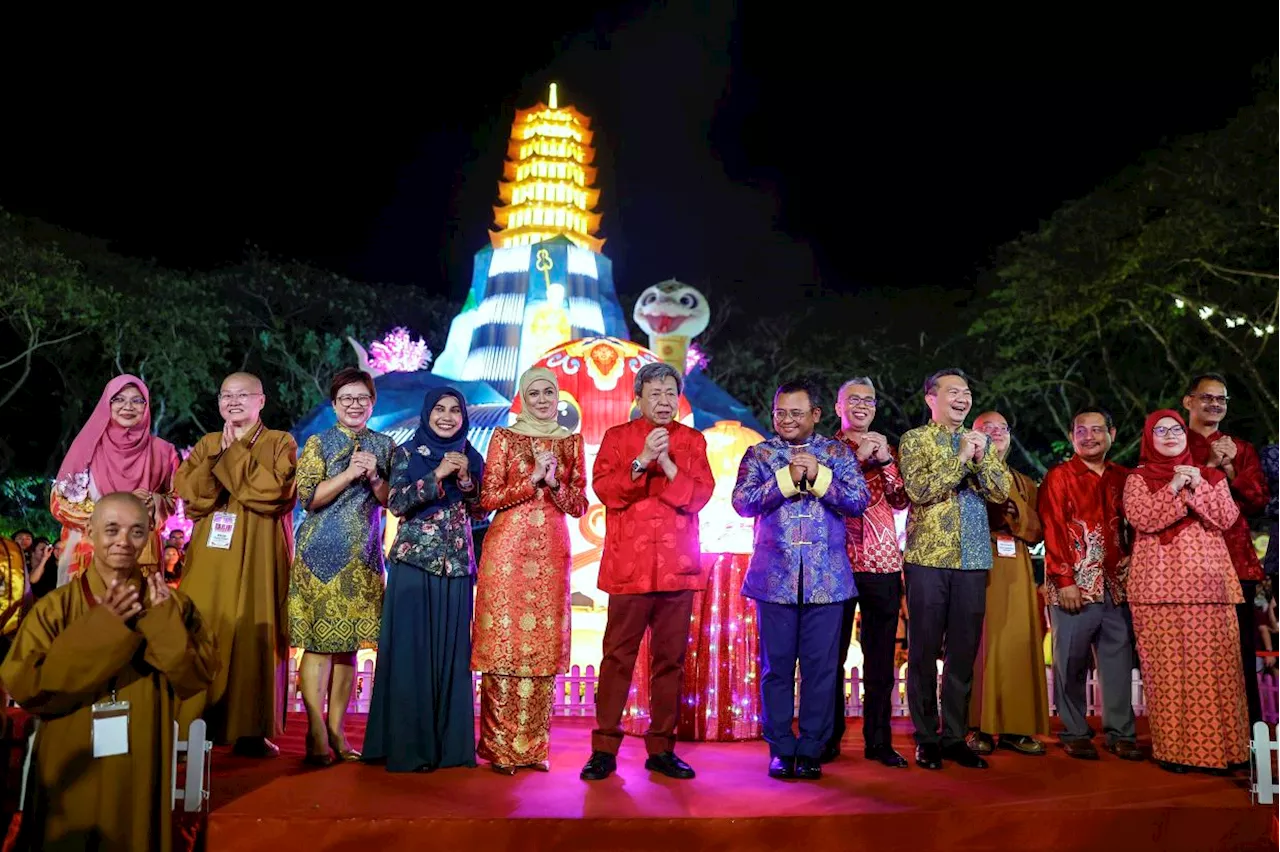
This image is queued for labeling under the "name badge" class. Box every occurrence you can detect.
[91,700,130,758]
[207,512,237,549]
[995,534,1017,558]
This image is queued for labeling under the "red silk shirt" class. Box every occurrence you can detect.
[1187,430,1265,583]
[834,430,909,574]
[592,417,715,595]
[1038,455,1131,606]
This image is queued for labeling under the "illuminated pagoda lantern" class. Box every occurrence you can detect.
[433,83,628,400]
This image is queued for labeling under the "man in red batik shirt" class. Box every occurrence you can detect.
[825,376,910,768]
[1038,408,1143,761]
[580,362,714,782]
[1183,372,1269,725]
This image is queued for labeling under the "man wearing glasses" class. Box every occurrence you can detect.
[898,369,1009,770]
[176,372,298,758]
[1182,373,1269,725]
[825,377,910,768]
[733,379,869,781]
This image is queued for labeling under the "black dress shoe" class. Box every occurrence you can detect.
[915,743,942,770]
[768,756,795,779]
[818,741,841,764]
[866,746,909,768]
[1156,760,1190,774]
[943,743,989,769]
[644,751,695,779]
[1062,739,1100,760]
[579,751,617,781]
[794,755,822,780]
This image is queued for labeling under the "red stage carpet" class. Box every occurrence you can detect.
[207,715,1274,851]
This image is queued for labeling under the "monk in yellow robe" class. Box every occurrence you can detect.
[0,492,218,852]
[176,372,297,757]
[967,411,1050,755]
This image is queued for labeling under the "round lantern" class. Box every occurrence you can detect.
[699,420,765,556]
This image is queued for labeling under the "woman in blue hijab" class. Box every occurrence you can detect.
[363,386,487,772]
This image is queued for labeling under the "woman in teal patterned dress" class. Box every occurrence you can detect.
[287,368,393,766]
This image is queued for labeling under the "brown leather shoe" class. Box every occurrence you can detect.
[1062,739,1100,760]
[998,735,1045,756]
[1106,740,1144,762]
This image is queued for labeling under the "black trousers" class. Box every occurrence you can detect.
[831,572,903,751]
[904,563,987,748]
[1238,580,1262,725]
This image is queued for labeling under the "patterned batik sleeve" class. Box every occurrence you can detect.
[732,446,786,519]
[387,446,443,518]
[1186,477,1242,531]
[900,429,966,506]
[479,430,537,514]
[295,435,326,510]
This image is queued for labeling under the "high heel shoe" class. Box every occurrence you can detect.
[327,730,362,762]
[490,762,518,776]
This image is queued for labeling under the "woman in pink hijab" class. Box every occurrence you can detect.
[51,375,180,585]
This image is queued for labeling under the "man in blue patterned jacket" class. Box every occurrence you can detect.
[734,378,870,781]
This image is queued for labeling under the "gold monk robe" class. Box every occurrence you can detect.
[970,468,1050,737]
[0,568,218,851]
[175,425,297,743]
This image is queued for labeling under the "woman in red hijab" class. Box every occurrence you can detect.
[1122,409,1248,773]
[51,375,180,585]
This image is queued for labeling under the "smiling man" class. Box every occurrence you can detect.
[898,369,1010,770]
[734,379,869,781]
[1,492,217,851]
[175,372,298,758]
[581,362,714,782]
[1182,372,1269,725]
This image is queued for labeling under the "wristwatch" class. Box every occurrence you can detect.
[630,458,646,474]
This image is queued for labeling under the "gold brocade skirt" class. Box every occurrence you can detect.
[476,673,555,766]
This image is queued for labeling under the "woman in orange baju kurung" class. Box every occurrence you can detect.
[1124,409,1248,773]
[473,367,588,773]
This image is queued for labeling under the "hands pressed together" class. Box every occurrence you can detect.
[854,432,893,465]
[788,452,819,486]
[957,431,987,463]
[1168,464,1204,495]
[100,571,172,623]
[434,452,475,490]
[637,428,678,479]
[346,450,380,483]
[530,451,560,488]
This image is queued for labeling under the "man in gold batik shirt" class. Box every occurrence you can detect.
[898,369,1009,772]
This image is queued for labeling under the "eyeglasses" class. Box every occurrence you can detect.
[1191,393,1229,406]
[773,409,813,422]
[1152,425,1186,438]
[979,426,1010,437]
[110,396,146,408]
[218,392,261,404]
[337,394,373,407]
[842,396,877,409]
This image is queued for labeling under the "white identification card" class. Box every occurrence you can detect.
[995,534,1017,558]
[91,700,130,758]
[207,512,237,549]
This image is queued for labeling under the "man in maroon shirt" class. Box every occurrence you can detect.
[580,361,715,782]
[1183,372,1269,725]
[1037,408,1142,761]
[825,376,910,768]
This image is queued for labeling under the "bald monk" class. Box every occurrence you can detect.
[176,372,297,757]
[966,411,1049,756]
[0,493,217,851]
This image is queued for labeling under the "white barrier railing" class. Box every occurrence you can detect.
[1250,721,1279,805]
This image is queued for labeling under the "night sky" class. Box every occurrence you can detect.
[3,5,1275,309]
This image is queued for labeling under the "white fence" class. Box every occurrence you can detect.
[288,652,1280,721]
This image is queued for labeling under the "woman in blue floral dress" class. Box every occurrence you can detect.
[362,386,486,772]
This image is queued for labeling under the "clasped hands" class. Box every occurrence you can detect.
[1205,437,1236,471]
[788,452,819,486]
[636,428,678,478]
[345,450,380,484]
[433,452,475,490]
[530,451,560,488]
[854,432,893,465]
[101,571,172,623]
[956,431,987,463]
[1168,464,1203,494]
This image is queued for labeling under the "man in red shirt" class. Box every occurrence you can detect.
[1038,408,1142,761]
[826,376,910,768]
[580,362,714,781]
[1183,372,1269,725]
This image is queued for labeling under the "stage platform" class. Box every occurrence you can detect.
[207,715,1275,851]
